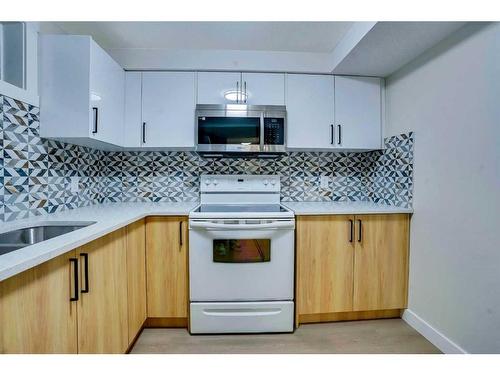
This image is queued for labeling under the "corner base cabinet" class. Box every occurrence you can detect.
[296,214,409,325]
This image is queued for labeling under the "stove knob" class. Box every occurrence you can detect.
[212,179,218,186]
[205,179,211,185]
[263,179,269,186]
[270,179,277,186]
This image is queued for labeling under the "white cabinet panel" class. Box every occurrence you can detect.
[334,76,382,150]
[197,72,241,104]
[241,72,285,105]
[286,74,335,149]
[142,72,196,148]
[40,35,125,148]
[89,40,125,145]
[123,72,142,148]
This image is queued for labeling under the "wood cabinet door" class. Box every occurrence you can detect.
[146,216,188,318]
[126,219,147,343]
[77,228,129,353]
[0,251,78,353]
[296,215,355,315]
[353,214,409,311]
[286,74,335,149]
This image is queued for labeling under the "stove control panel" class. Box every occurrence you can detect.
[201,174,280,193]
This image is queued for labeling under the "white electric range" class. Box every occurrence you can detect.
[189,174,295,334]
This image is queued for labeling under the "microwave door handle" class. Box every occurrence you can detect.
[260,112,264,150]
[189,221,294,230]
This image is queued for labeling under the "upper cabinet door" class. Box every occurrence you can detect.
[89,40,125,145]
[197,72,241,104]
[123,72,142,148]
[241,72,285,105]
[334,76,382,150]
[142,72,196,148]
[286,74,335,149]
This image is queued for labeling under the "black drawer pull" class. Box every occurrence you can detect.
[179,221,183,249]
[349,219,354,242]
[358,219,362,242]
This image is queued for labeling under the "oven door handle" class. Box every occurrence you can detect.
[189,221,295,230]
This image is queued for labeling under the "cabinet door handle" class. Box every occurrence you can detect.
[244,81,247,103]
[179,221,183,249]
[92,107,98,134]
[337,124,342,145]
[357,219,362,242]
[330,124,334,144]
[80,253,89,293]
[236,81,239,103]
[142,122,146,144]
[349,219,354,242]
[69,258,79,302]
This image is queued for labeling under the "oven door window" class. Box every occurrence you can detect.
[198,117,260,145]
[213,239,271,263]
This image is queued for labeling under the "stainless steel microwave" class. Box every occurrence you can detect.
[195,104,286,156]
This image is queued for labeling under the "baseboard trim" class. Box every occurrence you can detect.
[402,309,467,354]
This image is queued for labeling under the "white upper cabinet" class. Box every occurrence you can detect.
[241,72,285,105]
[123,72,142,148]
[334,76,382,150]
[197,72,241,104]
[40,35,124,147]
[141,72,196,148]
[286,74,335,149]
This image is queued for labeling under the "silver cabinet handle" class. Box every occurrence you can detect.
[244,81,247,103]
[236,81,239,103]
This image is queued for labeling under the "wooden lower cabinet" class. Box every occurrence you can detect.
[296,214,409,324]
[0,250,79,354]
[296,215,355,315]
[126,219,147,343]
[146,216,188,322]
[353,214,409,311]
[77,228,129,354]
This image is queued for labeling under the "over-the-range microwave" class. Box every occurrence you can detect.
[195,104,286,157]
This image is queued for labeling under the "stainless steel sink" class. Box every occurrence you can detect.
[0,221,96,256]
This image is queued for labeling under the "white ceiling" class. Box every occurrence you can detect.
[51,22,353,53]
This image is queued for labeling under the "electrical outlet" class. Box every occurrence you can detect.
[320,175,330,190]
[70,177,80,193]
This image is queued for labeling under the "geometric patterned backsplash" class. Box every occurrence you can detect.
[0,94,413,222]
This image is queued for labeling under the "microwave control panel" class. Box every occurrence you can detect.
[263,118,285,145]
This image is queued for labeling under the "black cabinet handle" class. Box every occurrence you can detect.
[236,81,239,103]
[142,122,146,144]
[244,81,247,103]
[349,219,354,242]
[69,258,79,302]
[330,124,334,144]
[92,107,98,134]
[337,124,342,145]
[80,253,89,293]
[179,221,183,249]
[358,219,362,242]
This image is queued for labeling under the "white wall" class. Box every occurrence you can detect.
[386,22,500,353]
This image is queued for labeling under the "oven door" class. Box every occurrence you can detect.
[189,218,295,302]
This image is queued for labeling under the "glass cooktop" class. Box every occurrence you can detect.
[194,204,288,213]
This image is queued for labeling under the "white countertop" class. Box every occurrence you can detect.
[282,201,413,215]
[0,200,411,282]
[0,202,197,282]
